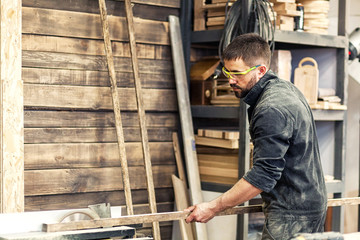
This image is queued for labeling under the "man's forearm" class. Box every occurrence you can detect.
[212,178,263,213]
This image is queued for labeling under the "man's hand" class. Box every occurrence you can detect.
[185,202,217,224]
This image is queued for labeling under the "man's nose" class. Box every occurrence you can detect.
[228,77,237,85]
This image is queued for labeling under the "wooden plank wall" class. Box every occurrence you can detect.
[21,0,180,238]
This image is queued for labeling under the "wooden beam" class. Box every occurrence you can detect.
[42,197,360,233]
[124,0,161,238]
[0,0,24,213]
[169,15,208,240]
[98,0,133,216]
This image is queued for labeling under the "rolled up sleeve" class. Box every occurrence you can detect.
[243,107,293,193]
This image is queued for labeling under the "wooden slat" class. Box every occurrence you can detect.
[22,35,172,60]
[24,142,174,170]
[24,111,178,128]
[195,135,239,149]
[199,166,238,178]
[24,127,174,143]
[22,51,173,73]
[22,0,180,21]
[200,174,238,185]
[24,165,176,196]
[197,129,239,140]
[197,153,238,164]
[123,0,161,237]
[22,7,170,45]
[0,0,24,213]
[24,84,177,111]
[25,188,174,211]
[98,0,133,216]
[43,204,263,232]
[198,159,238,169]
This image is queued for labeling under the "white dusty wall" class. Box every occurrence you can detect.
[329,0,360,233]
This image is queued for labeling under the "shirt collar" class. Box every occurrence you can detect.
[243,70,277,106]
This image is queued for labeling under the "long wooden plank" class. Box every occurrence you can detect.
[123,0,161,238]
[22,51,173,73]
[24,84,177,111]
[24,165,176,196]
[24,111,178,128]
[22,35,172,60]
[22,0,180,21]
[22,67,175,89]
[43,197,360,233]
[0,0,24,213]
[24,127,174,143]
[98,0,133,216]
[25,188,174,211]
[24,142,174,169]
[43,204,263,232]
[169,15,208,240]
[22,7,170,45]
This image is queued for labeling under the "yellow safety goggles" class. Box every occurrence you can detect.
[222,65,261,79]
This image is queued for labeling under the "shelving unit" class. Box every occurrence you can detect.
[181,0,348,239]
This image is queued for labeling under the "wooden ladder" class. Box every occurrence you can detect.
[98,0,161,239]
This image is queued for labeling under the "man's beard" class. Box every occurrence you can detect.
[231,74,257,98]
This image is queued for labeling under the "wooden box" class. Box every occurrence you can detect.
[190,80,213,105]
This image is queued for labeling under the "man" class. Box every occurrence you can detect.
[185,33,327,240]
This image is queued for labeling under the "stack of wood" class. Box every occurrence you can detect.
[205,0,236,30]
[310,88,347,110]
[297,0,330,34]
[195,129,240,185]
[271,0,301,31]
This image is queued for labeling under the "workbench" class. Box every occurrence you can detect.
[0,226,136,240]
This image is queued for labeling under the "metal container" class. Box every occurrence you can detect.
[294,3,304,31]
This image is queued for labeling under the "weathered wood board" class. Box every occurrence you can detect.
[22,67,175,89]
[25,188,174,211]
[24,111,178,128]
[25,142,175,169]
[24,165,176,196]
[22,7,170,45]
[24,84,177,111]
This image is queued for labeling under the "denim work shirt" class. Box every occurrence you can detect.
[242,70,327,215]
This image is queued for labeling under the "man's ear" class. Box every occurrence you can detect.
[257,65,267,78]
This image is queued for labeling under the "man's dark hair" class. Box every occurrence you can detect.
[222,33,271,68]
